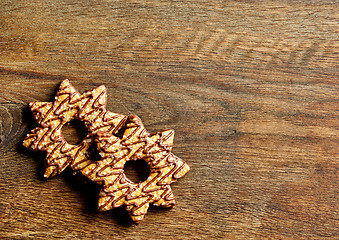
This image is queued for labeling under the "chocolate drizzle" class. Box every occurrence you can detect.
[23,80,127,178]
[23,80,190,223]
[80,115,190,223]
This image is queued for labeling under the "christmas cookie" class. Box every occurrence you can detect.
[81,115,190,223]
[23,80,127,177]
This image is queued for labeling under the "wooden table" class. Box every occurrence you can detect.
[1,1,338,239]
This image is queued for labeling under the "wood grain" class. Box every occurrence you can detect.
[0,0,338,239]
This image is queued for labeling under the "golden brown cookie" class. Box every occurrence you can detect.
[80,115,190,223]
[23,80,127,178]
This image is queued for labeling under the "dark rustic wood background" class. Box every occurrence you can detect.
[1,1,338,239]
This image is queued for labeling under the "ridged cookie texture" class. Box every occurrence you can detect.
[23,80,189,223]
[23,80,127,178]
[81,115,190,223]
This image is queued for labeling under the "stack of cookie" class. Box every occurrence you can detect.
[23,80,190,223]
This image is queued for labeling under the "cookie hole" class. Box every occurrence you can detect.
[62,119,88,145]
[124,159,150,183]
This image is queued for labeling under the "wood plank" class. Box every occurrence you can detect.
[1,0,338,239]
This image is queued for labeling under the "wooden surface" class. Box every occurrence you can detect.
[0,0,338,239]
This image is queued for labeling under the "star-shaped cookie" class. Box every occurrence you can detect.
[80,115,190,223]
[23,80,127,178]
